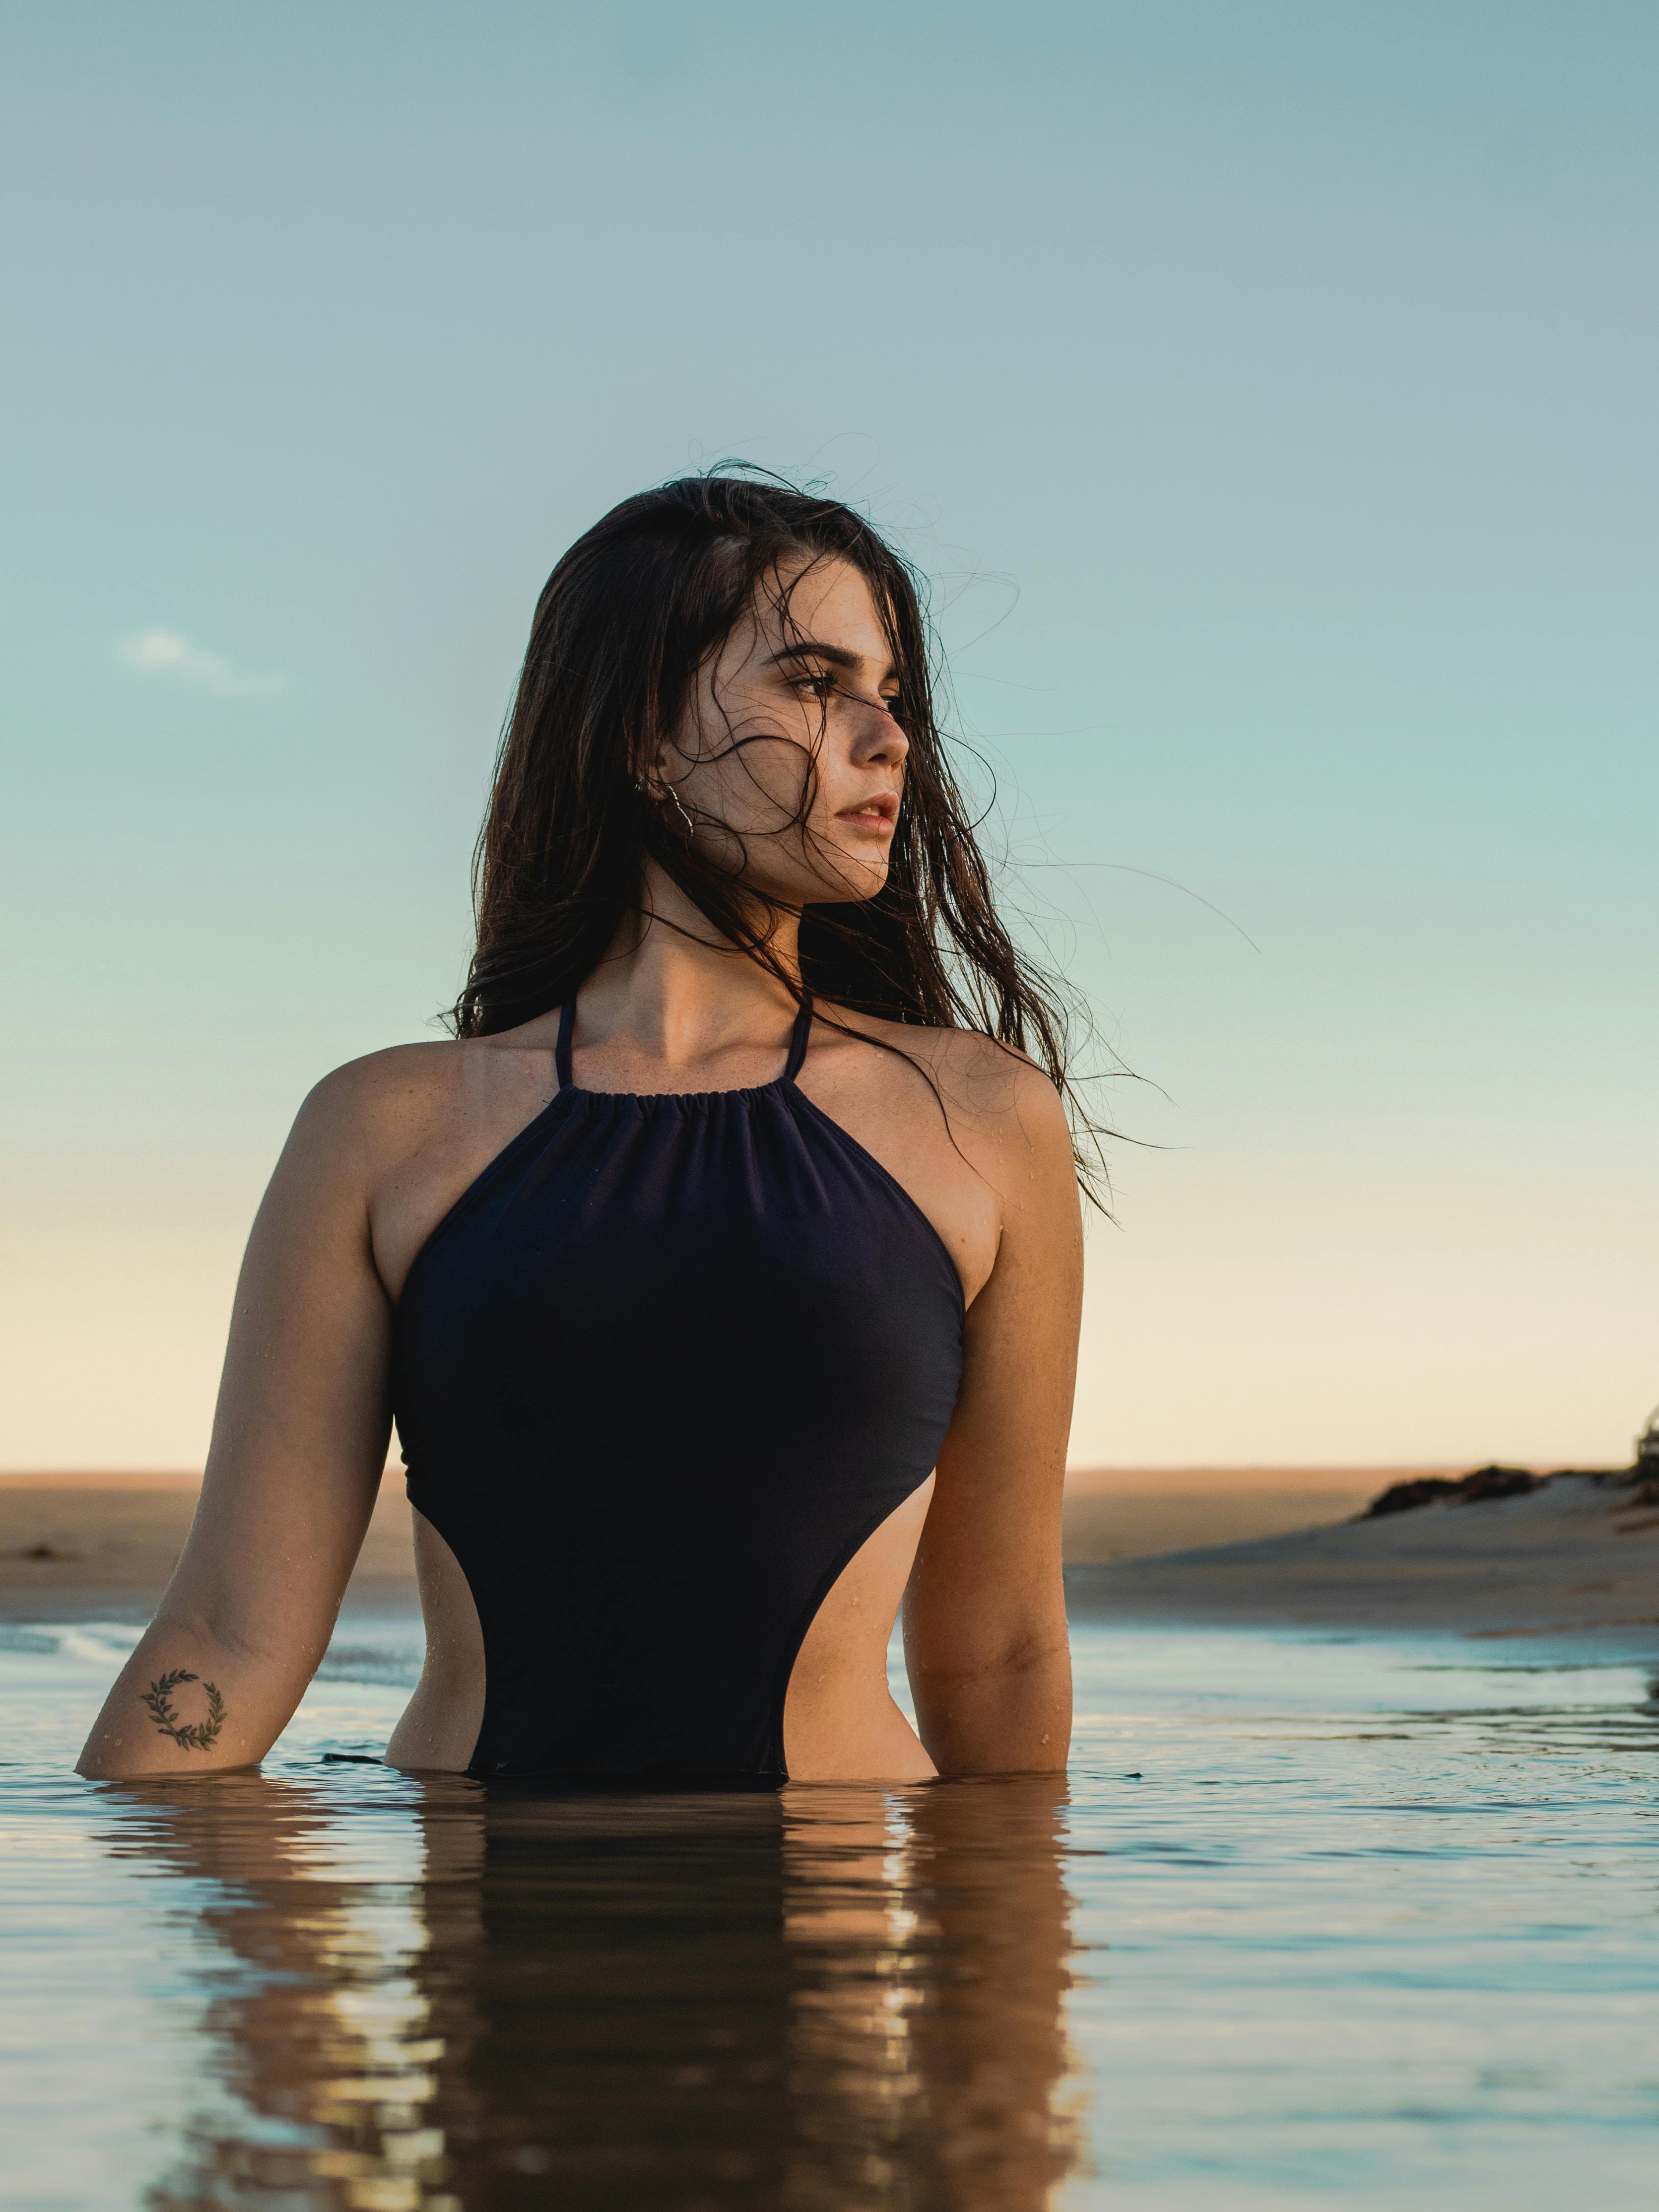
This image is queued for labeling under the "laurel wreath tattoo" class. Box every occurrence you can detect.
[141,1670,227,1752]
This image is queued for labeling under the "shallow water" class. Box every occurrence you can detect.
[1,1600,1655,2210]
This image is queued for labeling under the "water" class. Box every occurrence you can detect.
[1,1596,1655,2209]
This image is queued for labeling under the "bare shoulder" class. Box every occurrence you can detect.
[824,1007,1070,1165]
[294,1040,471,1160]
[286,1030,568,1300]
[287,1034,559,1203]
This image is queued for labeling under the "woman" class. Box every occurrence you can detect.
[78,474,1085,1786]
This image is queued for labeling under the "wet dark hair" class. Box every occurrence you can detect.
[453,470,1102,1193]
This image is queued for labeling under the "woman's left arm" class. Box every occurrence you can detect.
[74,1061,401,1779]
[903,1059,1084,1776]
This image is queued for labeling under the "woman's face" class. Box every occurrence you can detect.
[656,556,909,907]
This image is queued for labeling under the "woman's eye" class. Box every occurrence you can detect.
[793,672,837,700]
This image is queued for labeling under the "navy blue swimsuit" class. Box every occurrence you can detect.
[391,994,965,1780]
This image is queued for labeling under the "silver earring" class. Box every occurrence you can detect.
[666,784,696,837]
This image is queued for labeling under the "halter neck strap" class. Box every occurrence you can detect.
[554,996,576,1090]
[783,993,814,1083]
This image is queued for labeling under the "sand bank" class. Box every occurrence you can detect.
[1067,1472,1659,1638]
[1059,1466,1431,1562]
[0,1471,417,1593]
[7,1468,1649,1643]
[0,1465,1409,1597]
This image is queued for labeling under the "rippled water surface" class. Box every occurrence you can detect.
[1,1599,1656,2209]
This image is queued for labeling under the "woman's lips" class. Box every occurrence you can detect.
[837,795,898,834]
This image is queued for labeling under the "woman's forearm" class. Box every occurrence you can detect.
[75,1602,330,1780]
[909,1640,1072,1778]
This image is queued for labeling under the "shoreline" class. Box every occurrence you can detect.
[1067,1472,1659,1642]
[0,1471,417,1594]
[1059,1465,1438,1562]
[4,1467,1650,1645]
[0,1465,1432,1594]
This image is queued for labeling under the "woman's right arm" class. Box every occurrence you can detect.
[76,1061,405,1779]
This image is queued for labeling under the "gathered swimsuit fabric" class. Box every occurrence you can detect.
[391,995,966,1782]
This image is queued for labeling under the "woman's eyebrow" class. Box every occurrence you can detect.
[766,639,896,682]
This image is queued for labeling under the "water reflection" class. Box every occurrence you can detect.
[96,1772,1079,2211]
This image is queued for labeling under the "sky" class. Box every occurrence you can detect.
[2,0,1655,1471]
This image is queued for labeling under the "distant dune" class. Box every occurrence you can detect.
[6,1468,1650,1640]
[1060,1466,1433,1563]
[0,1471,416,1595]
[1067,1472,1659,1637]
[0,1464,1405,1596]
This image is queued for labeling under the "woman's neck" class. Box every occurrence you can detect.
[576,861,802,1068]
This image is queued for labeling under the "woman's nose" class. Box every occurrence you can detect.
[852,694,909,761]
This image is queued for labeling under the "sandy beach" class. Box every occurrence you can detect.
[0,1471,418,1597]
[0,1464,1414,1598]
[1068,1472,1659,1639]
[1059,1465,1427,1562]
[3,1464,1653,1643]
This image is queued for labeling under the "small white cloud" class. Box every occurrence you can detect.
[121,629,229,682]
[118,629,283,697]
